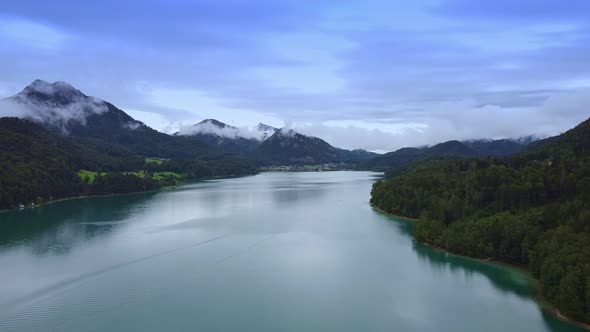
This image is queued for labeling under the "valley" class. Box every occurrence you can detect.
[0,80,539,210]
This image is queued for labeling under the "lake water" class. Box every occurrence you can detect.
[0,172,584,331]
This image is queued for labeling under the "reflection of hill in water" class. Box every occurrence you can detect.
[373,209,535,299]
[412,241,535,298]
[540,311,586,332]
[0,192,158,255]
[375,208,587,331]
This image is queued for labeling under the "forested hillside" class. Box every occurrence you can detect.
[0,117,82,207]
[371,116,590,323]
[365,138,529,173]
[0,118,167,208]
[257,129,341,164]
[0,117,257,209]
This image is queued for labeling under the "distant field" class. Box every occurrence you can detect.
[78,169,182,183]
[77,170,106,184]
[123,170,147,178]
[145,158,165,165]
[153,171,182,180]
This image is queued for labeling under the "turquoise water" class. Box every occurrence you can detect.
[0,172,584,331]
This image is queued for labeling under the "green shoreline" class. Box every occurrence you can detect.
[370,203,590,331]
[0,173,258,214]
[0,187,176,214]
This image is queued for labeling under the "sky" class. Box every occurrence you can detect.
[0,0,589,152]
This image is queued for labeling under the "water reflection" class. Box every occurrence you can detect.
[372,209,536,298]
[412,242,535,298]
[0,192,158,255]
[374,210,586,332]
[271,187,327,205]
[541,311,585,331]
[0,172,584,332]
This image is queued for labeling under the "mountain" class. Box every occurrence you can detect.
[257,129,341,164]
[338,148,379,162]
[176,119,374,165]
[2,80,374,165]
[256,128,377,164]
[6,79,143,133]
[371,116,590,324]
[175,119,260,155]
[2,80,224,159]
[0,117,158,208]
[0,80,402,166]
[0,114,258,209]
[463,138,530,157]
[256,123,278,140]
[0,81,264,208]
[365,138,531,172]
[177,119,278,141]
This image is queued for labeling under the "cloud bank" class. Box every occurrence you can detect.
[0,85,108,132]
[176,120,276,141]
[0,0,589,151]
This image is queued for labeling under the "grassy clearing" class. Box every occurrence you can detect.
[303,165,317,169]
[123,171,147,178]
[77,170,106,184]
[78,170,183,183]
[145,158,165,165]
[153,171,182,180]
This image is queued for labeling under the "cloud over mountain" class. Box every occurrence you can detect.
[0,80,109,131]
[177,119,278,141]
[0,1,588,150]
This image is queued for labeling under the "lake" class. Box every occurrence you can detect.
[0,172,584,331]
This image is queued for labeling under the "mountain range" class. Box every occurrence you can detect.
[1,80,379,165]
[365,138,534,173]
[3,79,589,326]
[0,79,562,209]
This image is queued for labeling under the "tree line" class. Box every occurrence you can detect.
[0,117,258,209]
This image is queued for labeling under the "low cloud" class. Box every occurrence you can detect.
[176,121,274,141]
[0,86,109,132]
[1,1,589,152]
[291,89,590,151]
[123,121,143,130]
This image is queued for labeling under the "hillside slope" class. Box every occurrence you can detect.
[366,139,529,172]
[4,80,225,159]
[0,117,165,208]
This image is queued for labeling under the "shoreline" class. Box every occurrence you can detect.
[0,187,176,214]
[0,173,259,214]
[370,203,590,331]
[373,205,534,272]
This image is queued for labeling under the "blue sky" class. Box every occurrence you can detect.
[0,0,589,151]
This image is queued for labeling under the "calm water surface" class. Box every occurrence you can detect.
[0,172,584,331]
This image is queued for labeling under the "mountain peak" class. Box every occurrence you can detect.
[198,119,232,129]
[257,123,278,131]
[17,80,87,107]
[3,80,113,132]
[256,123,278,141]
[276,128,299,138]
[24,79,83,97]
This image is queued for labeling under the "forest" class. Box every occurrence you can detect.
[371,116,590,323]
[0,117,258,209]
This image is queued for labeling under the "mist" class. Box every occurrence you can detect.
[176,121,274,141]
[0,97,108,131]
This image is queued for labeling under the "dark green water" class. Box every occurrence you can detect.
[0,172,584,331]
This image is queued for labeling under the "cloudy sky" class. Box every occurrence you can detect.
[0,0,589,151]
